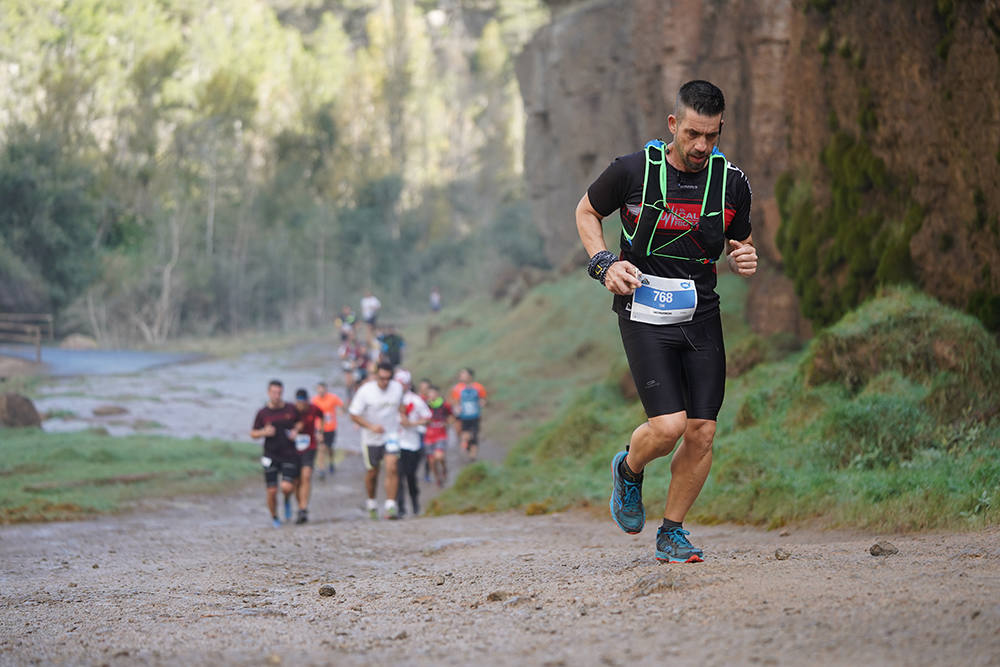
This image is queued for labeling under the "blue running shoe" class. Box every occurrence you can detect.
[610,451,645,534]
[272,517,281,528]
[655,526,704,563]
[284,496,292,522]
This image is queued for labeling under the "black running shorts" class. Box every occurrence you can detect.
[264,458,300,487]
[458,417,480,445]
[298,448,317,469]
[321,430,336,449]
[618,312,726,421]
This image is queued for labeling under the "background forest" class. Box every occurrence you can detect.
[0,0,547,344]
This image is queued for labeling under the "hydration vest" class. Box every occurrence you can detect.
[458,385,481,419]
[621,141,729,265]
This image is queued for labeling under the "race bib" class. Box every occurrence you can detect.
[630,275,697,325]
[295,435,311,452]
[260,456,273,468]
[384,434,401,455]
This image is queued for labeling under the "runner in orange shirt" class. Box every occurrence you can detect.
[311,382,344,480]
[450,368,487,462]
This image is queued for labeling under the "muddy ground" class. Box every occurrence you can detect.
[1,347,999,666]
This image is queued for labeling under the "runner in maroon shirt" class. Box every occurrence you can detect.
[250,380,301,527]
[293,388,324,524]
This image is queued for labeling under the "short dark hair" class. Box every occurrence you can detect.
[268,379,283,389]
[676,80,725,118]
[377,361,394,375]
[463,367,475,378]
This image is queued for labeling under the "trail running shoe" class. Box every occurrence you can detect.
[295,509,308,525]
[655,526,704,563]
[284,496,292,522]
[385,505,399,520]
[272,517,281,528]
[368,507,379,520]
[610,451,645,534]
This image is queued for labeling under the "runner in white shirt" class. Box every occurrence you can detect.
[395,369,432,517]
[349,361,405,519]
[360,290,382,331]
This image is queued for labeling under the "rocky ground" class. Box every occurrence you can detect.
[1,346,998,665]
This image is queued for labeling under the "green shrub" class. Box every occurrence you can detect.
[776,132,922,326]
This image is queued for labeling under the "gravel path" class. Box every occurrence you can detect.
[2,456,999,666]
[3,345,999,665]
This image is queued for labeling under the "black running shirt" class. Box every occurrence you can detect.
[587,148,752,322]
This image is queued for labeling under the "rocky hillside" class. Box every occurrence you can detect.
[518,0,1000,334]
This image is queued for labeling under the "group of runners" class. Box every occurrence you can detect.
[254,78,756,563]
[251,292,488,525]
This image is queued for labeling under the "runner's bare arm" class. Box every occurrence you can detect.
[726,235,758,277]
[575,193,641,296]
[350,413,384,434]
[250,424,275,438]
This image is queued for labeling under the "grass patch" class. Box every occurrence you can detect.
[431,286,1000,531]
[0,429,258,523]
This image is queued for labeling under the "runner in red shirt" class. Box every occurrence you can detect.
[293,388,324,524]
[425,385,454,487]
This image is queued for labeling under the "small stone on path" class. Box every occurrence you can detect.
[774,548,791,560]
[92,405,128,416]
[869,541,899,556]
[318,584,336,597]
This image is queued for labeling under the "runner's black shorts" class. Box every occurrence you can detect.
[321,430,336,448]
[299,448,317,469]
[362,441,400,471]
[618,312,726,421]
[264,458,300,487]
[458,417,480,445]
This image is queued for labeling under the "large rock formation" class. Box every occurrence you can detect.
[518,0,1000,335]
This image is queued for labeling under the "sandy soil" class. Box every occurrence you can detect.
[2,346,999,665]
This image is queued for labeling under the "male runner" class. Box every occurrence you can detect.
[360,290,381,332]
[424,385,453,487]
[293,388,323,524]
[417,378,433,482]
[395,369,431,517]
[349,361,405,519]
[450,368,486,462]
[250,380,300,527]
[575,80,757,563]
[311,382,344,479]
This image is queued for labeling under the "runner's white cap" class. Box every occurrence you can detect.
[394,369,411,386]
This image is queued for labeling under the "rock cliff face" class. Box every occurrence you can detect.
[518,0,1000,335]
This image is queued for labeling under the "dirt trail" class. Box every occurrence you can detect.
[2,452,999,666]
[2,346,999,665]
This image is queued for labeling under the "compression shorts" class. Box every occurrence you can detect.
[618,312,726,421]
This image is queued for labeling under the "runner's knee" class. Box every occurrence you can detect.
[646,413,686,448]
[683,420,716,452]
